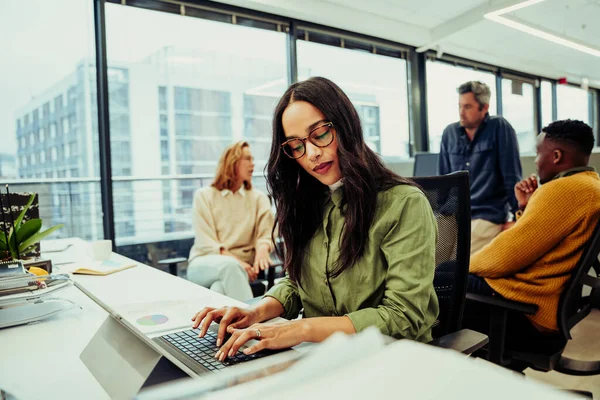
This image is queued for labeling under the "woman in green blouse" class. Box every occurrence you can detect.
[192,77,439,361]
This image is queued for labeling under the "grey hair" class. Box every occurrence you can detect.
[457,81,491,108]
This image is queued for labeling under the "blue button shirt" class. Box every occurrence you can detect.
[438,114,522,224]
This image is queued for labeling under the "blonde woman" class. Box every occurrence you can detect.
[187,141,274,301]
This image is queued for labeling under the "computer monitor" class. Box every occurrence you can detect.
[412,152,439,177]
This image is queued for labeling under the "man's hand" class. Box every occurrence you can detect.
[514,174,538,209]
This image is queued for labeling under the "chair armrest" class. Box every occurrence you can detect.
[466,293,538,315]
[429,329,489,355]
[157,257,187,265]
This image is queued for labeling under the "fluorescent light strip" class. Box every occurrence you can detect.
[486,0,547,17]
[484,0,600,59]
[485,14,600,58]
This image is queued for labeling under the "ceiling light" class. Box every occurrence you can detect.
[485,0,547,17]
[485,0,600,58]
[485,14,600,58]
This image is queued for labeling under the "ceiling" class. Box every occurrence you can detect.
[214,0,600,88]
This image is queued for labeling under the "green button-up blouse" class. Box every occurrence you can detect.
[265,183,439,342]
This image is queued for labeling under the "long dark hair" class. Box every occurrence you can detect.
[267,77,415,284]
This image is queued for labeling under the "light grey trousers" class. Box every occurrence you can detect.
[187,255,253,301]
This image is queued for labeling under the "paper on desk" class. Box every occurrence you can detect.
[117,296,242,336]
[207,336,578,400]
[202,327,387,400]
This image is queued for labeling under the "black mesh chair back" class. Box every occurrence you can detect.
[412,171,471,338]
[412,153,439,177]
[557,219,600,339]
[507,219,600,376]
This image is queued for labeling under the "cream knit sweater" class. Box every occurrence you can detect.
[188,186,274,264]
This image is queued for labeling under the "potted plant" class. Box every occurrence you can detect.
[0,194,63,261]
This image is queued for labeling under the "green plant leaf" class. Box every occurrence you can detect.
[20,245,37,257]
[7,226,18,258]
[0,231,7,251]
[18,224,63,254]
[6,194,36,255]
[16,219,42,244]
[14,194,36,231]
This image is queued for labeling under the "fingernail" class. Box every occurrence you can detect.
[216,339,221,347]
[215,351,221,359]
[243,348,250,354]
[228,349,234,357]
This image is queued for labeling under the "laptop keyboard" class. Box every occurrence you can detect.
[159,328,275,372]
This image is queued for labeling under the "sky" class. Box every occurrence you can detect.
[0,0,284,155]
[0,0,95,154]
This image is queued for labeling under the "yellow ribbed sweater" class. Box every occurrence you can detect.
[470,171,600,331]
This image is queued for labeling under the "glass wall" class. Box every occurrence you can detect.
[4,1,599,248]
[557,84,590,124]
[297,41,410,159]
[426,60,497,153]
[501,78,535,153]
[105,4,288,245]
[1,0,102,240]
[540,80,554,129]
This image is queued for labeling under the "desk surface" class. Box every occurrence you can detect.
[0,238,247,400]
[0,280,111,400]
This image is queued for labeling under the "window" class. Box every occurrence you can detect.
[426,60,497,153]
[159,86,168,111]
[70,142,78,157]
[160,140,169,162]
[297,40,410,158]
[540,81,553,128]
[50,123,56,138]
[105,3,287,244]
[501,78,535,153]
[63,117,70,134]
[160,114,168,138]
[557,85,590,124]
[40,128,45,143]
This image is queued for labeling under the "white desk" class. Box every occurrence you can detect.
[0,238,248,400]
[0,275,111,399]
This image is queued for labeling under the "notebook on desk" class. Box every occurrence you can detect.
[72,258,136,276]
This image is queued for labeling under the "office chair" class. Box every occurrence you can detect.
[465,219,600,378]
[412,152,439,177]
[147,244,187,276]
[410,172,487,353]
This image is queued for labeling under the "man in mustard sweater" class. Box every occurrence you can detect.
[466,119,600,335]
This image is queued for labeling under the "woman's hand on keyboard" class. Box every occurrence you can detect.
[215,321,304,362]
[192,306,258,347]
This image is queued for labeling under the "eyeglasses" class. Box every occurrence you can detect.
[281,122,335,159]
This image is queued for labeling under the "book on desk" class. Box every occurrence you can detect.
[72,258,137,276]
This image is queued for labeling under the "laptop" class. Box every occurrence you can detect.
[152,325,292,375]
[74,278,298,377]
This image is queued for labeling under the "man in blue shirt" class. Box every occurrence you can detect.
[438,81,522,253]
